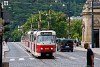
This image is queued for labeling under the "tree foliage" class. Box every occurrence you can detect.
[12,30,22,41]
[11,11,82,41]
[70,20,82,40]
[7,0,85,29]
[22,11,68,38]
[5,0,84,41]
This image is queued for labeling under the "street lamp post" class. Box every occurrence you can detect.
[92,0,94,48]
[48,0,52,30]
[48,10,51,30]
[31,14,33,30]
[68,0,71,39]
[0,2,3,67]
[38,11,41,30]
[0,1,10,66]
[46,13,50,30]
[62,0,71,39]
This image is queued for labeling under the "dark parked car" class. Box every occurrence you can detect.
[57,39,74,52]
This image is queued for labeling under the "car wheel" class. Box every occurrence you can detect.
[67,50,69,52]
[57,48,59,51]
[71,49,73,52]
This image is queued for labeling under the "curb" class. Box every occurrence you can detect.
[2,42,9,58]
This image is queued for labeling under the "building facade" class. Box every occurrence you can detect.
[82,0,100,48]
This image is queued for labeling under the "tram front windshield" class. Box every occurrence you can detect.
[37,36,55,44]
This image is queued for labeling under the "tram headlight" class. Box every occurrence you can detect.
[41,48,43,50]
[51,48,53,50]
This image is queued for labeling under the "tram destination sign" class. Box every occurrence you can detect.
[41,32,52,35]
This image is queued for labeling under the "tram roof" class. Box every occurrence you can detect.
[27,30,56,35]
[27,30,34,34]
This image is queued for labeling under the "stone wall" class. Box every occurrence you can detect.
[82,0,100,47]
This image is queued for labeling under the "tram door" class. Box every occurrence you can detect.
[30,34,32,50]
[94,29,99,48]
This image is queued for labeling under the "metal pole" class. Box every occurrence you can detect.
[47,20,50,30]
[38,11,41,30]
[68,0,71,39]
[68,14,70,35]
[31,24,33,30]
[69,0,70,34]
[0,3,3,67]
[48,0,52,30]
[31,15,33,30]
[0,36,2,67]
[48,10,51,30]
[92,0,94,48]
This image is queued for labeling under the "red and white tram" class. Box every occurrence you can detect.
[21,30,56,57]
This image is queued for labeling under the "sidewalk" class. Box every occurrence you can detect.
[74,47,100,55]
[2,41,9,58]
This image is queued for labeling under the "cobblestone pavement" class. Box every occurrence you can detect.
[6,42,100,67]
[74,47,100,55]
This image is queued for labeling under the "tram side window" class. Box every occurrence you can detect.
[29,35,30,39]
[32,35,34,41]
[34,36,36,40]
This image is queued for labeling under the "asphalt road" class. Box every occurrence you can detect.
[5,42,100,67]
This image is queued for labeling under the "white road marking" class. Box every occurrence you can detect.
[79,56,85,59]
[29,58,35,60]
[69,56,77,60]
[9,58,36,61]
[95,57,100,60]
[13,42,31,57]
[56,57,61,59]
[10,59,15,61]
[19,58,24,61]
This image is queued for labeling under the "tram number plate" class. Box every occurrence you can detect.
[46,54,49,56]
[45,48,49,50]
[66,46,69,48]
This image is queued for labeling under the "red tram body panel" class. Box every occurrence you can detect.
[21,30,56,57]
[36,45,56,53]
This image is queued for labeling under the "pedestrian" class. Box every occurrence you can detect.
[74,40,77,48]
[84,43,94,67]
[75,37,79,46]
[5,38,8,44]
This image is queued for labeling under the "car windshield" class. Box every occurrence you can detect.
[37,36,55,44]
[61,40,73,45]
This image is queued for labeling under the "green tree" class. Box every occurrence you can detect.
[12,30,22,41]
[5,0,85,41]
[11,11,82,42]
[22,11,68,38]
[70,20,82,40]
